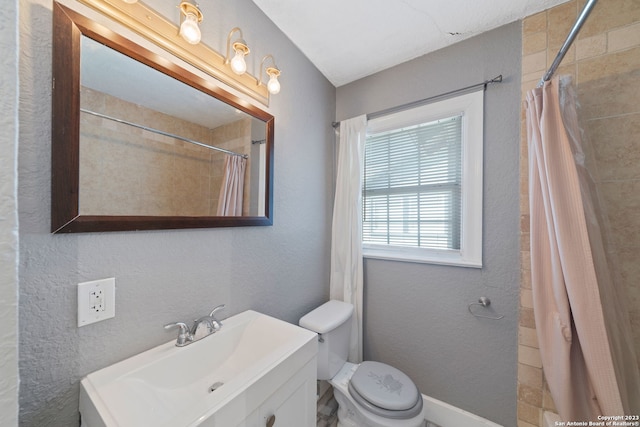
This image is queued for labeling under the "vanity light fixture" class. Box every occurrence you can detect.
[258,55,281,95]
[77,0,272,104]
[122,0,138,3]
[225,27,250,75]
[178,0,203,45]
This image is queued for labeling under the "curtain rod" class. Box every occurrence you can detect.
[332,74,503,128]
[538,0,598,87]
[80,108,249,159]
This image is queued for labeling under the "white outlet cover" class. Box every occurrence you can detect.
[78,278,116,327]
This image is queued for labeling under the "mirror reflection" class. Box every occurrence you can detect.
[79,36,267,217]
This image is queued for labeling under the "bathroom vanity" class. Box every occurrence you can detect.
[79,310,318,426]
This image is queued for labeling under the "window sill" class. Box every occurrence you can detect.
[362,245,482,268]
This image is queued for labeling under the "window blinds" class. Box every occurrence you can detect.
[363,115,462,250]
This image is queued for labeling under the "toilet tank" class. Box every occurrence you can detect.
[299,300,354,380]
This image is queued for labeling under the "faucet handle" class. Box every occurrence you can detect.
[164,322,192,346]
[209,304,226,320]
[209,304,226,329]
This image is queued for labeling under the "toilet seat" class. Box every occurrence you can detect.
[347,361,423,420]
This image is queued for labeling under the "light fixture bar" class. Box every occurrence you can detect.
[77,0,270,105]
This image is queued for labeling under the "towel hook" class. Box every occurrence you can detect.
[468,297,504,320]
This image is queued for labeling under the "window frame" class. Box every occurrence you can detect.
[362,90,484,268]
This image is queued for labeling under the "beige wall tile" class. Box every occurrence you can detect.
[578,46,640,83]
[524,12,547,35]
[521,193,530,217]
[599,180,640,250]
[519,363,544,389]
[576,34,607,60]
[519,344,543,368]
[524,32,548,55]
[518,421,539,427]
[548,1,577,47]
[629,311,640,370]
[608,22,640,52]
[578,0,640,39]
[520,308,536,330]
[519,326,539,348]
[543,389,557,412]
[521,232,530,252]
[521,267,532,290]
[518,383,543,407]
[577,71,640,120]
[523,51,548,75]
[618,251,640,306]
[520,289,534,309]
[521,214,530,233]
[521,250,531,273]
[518,401,542,425]
[587,113,640,181]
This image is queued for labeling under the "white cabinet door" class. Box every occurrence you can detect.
[258,360,316,427]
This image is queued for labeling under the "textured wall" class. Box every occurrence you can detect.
[336,23,522,427]
[18,0,335,425]
[1,0,20,425]
[518,1,640,425]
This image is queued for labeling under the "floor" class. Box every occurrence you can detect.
[316,381,338,427]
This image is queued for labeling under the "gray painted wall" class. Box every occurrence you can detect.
[336,23,522,427]
[1,0,20,424]
[17,0,335,425]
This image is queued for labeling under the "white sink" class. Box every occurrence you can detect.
[80,310,318,427]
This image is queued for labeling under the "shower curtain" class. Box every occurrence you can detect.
[526,76,640,420]
[216,154,246,216]
[330,115,367,363]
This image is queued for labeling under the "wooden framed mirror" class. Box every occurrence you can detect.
[51,2,274,233]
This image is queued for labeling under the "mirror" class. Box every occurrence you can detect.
[52,2,274,233]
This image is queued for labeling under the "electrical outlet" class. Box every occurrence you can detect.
[78,278,115,327]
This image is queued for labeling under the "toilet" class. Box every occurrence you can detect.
[300,300,425,427]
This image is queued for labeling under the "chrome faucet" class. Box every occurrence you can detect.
[164,304,226,347]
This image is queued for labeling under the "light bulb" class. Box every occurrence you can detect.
[179,12,201,44]
[230,49,247,75]
[267,73,281,94]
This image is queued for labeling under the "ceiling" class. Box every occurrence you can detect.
[251,0,570,87]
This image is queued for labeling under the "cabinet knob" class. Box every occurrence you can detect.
[266,414,276,427]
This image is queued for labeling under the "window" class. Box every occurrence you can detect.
[362,90,483,267]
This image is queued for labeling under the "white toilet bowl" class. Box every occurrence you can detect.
[300,300,425,427]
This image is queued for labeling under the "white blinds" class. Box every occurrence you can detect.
[363,114,462,250]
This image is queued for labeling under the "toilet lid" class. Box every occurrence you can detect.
[349,361,421,412]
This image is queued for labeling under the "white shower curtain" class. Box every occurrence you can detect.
[526,77,640,420]
[330,115,367,363]
[216,154,246,216]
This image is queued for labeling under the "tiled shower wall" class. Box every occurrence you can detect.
[518,1,640,426]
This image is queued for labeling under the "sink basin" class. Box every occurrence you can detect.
[80,310,318,427]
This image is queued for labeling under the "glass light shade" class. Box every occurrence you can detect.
[230,49,247,75]
[122,0,138,3]
[267,73,281,94]
[179,13,201,44]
